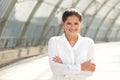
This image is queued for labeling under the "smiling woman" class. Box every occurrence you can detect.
[48,8,96,80]
[61,9,82,47]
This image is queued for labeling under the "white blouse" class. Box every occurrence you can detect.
[48,33,95,80]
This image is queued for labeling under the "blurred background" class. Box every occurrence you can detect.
[0,0,120,80]
[0,0,120,49]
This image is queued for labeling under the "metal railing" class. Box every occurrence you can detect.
[0,37,41,49]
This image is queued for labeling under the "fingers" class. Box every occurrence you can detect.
[89,63,96,72]
[89,60,96,71]
[84,60,96,67]
[91,63,96,66]
[52,56,63,64]
[81,60,96,72]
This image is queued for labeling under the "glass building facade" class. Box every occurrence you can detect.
[0,0,120,49]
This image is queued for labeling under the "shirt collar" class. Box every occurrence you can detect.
[61,33,82,49]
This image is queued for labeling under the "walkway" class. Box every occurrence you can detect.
[0,42,120,80]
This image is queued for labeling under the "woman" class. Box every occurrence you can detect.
[48,8,96,80]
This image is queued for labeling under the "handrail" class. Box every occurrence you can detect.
[0,37,40,49]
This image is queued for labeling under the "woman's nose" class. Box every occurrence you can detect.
[70,24,75,28]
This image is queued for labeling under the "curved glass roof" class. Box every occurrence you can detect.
[0,0,120,48]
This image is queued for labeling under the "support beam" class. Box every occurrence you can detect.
[39,0,63,44]
[94,1,120,41]
[80,0,95,35]
[42,0,80,36]
[82,0,95,15]
[19,0,43,39]
[71,0,80,8]
[56,25,63,36]
[0,0,17,36]
[115,25,120,41]
[104,13,120,41]
[83,0,109,36]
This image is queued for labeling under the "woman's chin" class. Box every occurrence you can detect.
[69,32,77,36]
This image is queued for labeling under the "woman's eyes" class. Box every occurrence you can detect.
[74,23,78,25]
[67,22,78,25]
[67,22,71,25]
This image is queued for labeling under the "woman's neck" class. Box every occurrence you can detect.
[65,33,78,42]
[65,33,79,47]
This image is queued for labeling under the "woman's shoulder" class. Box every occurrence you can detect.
[80,36,94,43]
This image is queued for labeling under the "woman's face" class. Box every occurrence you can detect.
[62,15,81,36]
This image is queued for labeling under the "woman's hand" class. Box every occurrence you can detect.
[81,60,96,72]
[52,56,63,64]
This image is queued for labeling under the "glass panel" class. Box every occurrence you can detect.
[59,0,73,8]
[112,24,119,30]
[86,17,101,38]
[45,26,59,43]
[96,5,112,17]
[76,0,92,12]
[49,8,62,26]
[107,9,119,19]
[0,0,11,18]
[44,0,59,5]
[89,17,102,29]
[23,23,43,46]
[25,23,42,38]
[53,8,64,23]
[95,0,106,4]
[96,19,112,40]
[81,15,93,35]
[32,2,54,24]
[85,2,101,15]
[116,2,120,9]
[116,15,120,24]
[116,30,120,40]
[109,24,119,40]
[96,28,106,41]
[8,0,37,21]
[1,21,24,37]
[106,0,120,6]
[49,17,60,26]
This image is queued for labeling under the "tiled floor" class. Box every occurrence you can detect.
[0,42,120,80]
